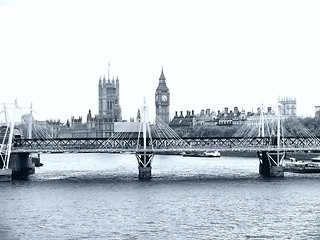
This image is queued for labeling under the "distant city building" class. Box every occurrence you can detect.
[34,68,301,139]
[230,107,247,125]
[155,67,170,124]
[169,107,247,133]
[279,97,296,117]
[98,76,122,121]
[96,75,122,137]
[51,67,172,138]
[194,109,218,126]
[217,107,246,126]
[47,66,123,138]
[315,105,320,118]
[169,110,195,135]
[246,107,275,127]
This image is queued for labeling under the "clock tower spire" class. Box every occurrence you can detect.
[159,66,166,83]
[155,67,170,124]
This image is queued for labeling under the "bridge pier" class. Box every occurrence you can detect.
[0,152,35,180]
[258,151,284,177]
[136,150,154,179]
[138,166,152,179]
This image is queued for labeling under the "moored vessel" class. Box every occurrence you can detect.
[182,151,220,158]
[284,157,320,173]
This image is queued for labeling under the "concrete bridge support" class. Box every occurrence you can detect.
[1,152,35,180]
[136,150,154,179]
[139,166,152,179]
[258,151,284,177]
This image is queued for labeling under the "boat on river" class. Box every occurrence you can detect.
[182,151,221,158]
[284,157,320,173]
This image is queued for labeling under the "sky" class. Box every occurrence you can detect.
[0,0,320,122]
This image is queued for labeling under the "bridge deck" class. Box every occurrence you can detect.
[11,136,320,153]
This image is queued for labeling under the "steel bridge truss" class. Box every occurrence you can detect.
[12,136,320,153]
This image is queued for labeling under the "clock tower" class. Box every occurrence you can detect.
[155,67,170,124]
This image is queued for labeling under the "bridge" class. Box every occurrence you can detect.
[12,136,320,153]
[2,100,320,180]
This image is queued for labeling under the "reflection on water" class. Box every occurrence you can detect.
[1,153,320,240]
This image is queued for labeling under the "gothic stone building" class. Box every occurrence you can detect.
[56,74,122,138]
[95,76,122,137]
[155,67,170,124]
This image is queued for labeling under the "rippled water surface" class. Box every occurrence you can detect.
[1,153,320,239]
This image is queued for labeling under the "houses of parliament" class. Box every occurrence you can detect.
[42,65,299,139]
[50,67,170,138]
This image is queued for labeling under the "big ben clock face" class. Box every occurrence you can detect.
[162,95,167,101]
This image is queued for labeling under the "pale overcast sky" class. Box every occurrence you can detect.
[0,0,319,122]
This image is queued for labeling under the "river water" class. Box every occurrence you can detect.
[1,153,320,239]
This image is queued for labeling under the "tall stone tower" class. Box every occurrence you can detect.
[97,74,122,137]
[98,75,122,121]
[155,67,170,124]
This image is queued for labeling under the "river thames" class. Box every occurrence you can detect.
[1,153,320,239]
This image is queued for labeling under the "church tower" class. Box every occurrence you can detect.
[155,67,170,124]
